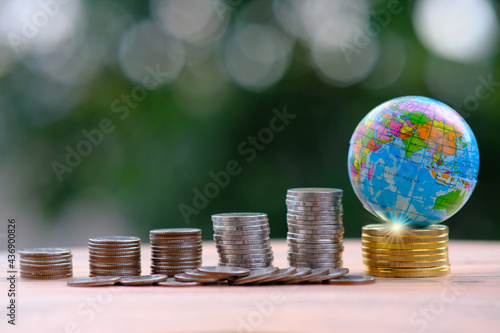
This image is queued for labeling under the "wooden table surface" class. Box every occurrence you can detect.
[2,239,500,333]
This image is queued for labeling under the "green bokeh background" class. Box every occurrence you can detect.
[1,0,499,246]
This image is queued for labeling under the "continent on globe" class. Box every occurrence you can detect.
[348,96,479,227]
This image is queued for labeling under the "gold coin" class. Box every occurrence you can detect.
[363,258,449,268]
[362,224,448,237]
[362,234,449,243]
[362,252,448,262]
[364,265,450,278]
[362,240,448,250]
[362,247,448,255]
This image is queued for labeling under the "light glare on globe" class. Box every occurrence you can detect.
[348,96,479,227]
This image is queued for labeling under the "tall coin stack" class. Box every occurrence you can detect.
[19,248,73,279]
[150,228,202,277]
[286,188,344,269]
[362,224,450,278]
[88,236,141,277]
[212,213,273,269]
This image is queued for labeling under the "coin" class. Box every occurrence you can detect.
[272,268,312,282]
[196,266,251,278]
[362,252,448,261]
[174,273,223,283]
[363,258,450,268]
[362,234,449,243]
[150,228,201,235]
[326,275,376,285]
[286,214,343,222]
[228,267,280,285]
[304,268,349,282]
[283,268,330,284]
[255,267,296,284]
[19,248,73,280]
[88,236,141,244]
[19,248,72,256]
[361,247,448,256]
[365,265,450,278]
[67,276,122,287]
[287,188,343,196]
[117,275,168,286]
[362,240,448,250]
[362,224,448,237]
[212,213,268,221]
[157,278,201,287]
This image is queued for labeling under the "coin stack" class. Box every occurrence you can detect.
[88,236,141,277]
[286,188,344,269]
[19,248,73,279]
[362,224,450,278]
[212,213,273,269]
[150,228,202,277]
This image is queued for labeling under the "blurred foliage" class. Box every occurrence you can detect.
[1,0,499,241]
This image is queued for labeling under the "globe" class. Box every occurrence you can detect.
[348,96,479,227]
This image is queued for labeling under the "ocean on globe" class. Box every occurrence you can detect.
[348,96,479,227]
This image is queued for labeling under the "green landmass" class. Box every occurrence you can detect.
[433,190,466,215]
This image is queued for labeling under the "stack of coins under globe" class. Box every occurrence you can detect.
[212,213,273,269]
[19,248,73,279]
[286,188,344,269]
[150,228,203,277]
[88,236,141,277]
[362,224,450,278]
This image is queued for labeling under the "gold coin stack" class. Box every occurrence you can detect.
[150,228,203,277]
[19,248,73,280]
[88,236,141,277]
[362,224,450,278]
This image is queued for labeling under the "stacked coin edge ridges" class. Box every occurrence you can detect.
[362,224,450,278]
[286,188,344,269]
[150,228,203,277]
[212,213,274,270]
[19,248,73,279]
[88,236,141,277]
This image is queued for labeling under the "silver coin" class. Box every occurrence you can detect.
[286,195,342,203]
[67,276,122,287]
[157,278,201,287]
[287,257,342,264]
[287,252,342,259]
[214,239,271,246]
[220,257,274,264]
[287,188,343,196]
[212,212,268,221]
[287,232,343,240]
[228,266,279,285]
[215,243,272,250]
[117,275,168,286]
[287,209,343,216]
[89,236,141,243]
[287,238,343,245]
[219,252,273,259]
[19,248,72,256]
[217,250,273,257]
[212,220,269,227]
[286,214,342,222]
[287,248,344,254]
[213,230,270,236]
[303,268,349,282]
[219,262,272,269]
[213,223,270,230]
[150,228,201,235]
[213,233,270,239]
[286,205,343,212]
[288,225,344,233]
[285,198,342,206]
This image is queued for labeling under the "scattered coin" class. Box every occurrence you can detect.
[273,267,312,283]
[284,267,330,284]
[157,278,201,287]
[326,275,376,285]
[67,276,122,287]
[117,275,168,286]
[257,267,297,284]
[174,273,223,284]
[304,268,349,283]
[196,266,250,278]
[228,267,280,285]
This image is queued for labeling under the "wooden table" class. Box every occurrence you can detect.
[3,239,500,333]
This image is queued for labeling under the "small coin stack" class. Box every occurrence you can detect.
[362,224,450,278]
[88,236,141,277]
[212,213,273,269]
[286,188,344,269]
[19,248,73,279]
[150,228,202,277]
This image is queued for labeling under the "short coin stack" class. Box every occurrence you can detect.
[362,224,450,278]
[88,236,141,277]
[150,228,202,277]
[286,188,344,269]
[19,248,73,279]
[212,213,273,269]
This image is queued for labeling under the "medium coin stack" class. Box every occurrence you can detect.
[88,236,141,277]
[362,224,450,278]
[19,248,73,279]
[150,228,202,277]
[212,213,273,269]
[286,188,344,269]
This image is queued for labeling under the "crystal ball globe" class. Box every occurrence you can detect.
[348,96,479,227]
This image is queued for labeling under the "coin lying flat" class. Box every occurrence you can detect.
[364,265,451,278]
[326,275,376,285]
[362,224,448,237]
[257,267,297,284]
[228,267,280,285]
[157,278,201,287]
[304,268,349,283]
[19,248,72,256]
[197,266,251,278]
[67,276,122,287]
[273,267,312,283]
[117,275,168,286]
[174,273,222,283]
[284,268,330,284]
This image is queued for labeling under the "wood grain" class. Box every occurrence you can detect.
[2,239,500,333]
